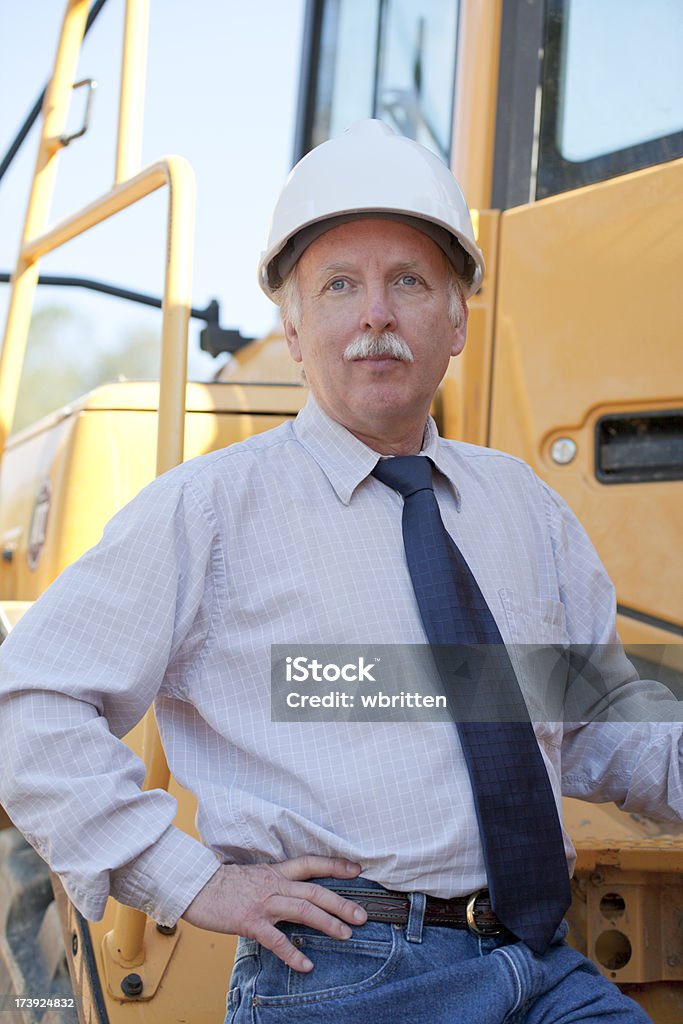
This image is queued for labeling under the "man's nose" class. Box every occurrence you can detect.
[360,287,397,333]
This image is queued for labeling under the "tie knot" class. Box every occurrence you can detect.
[372,455,434,498]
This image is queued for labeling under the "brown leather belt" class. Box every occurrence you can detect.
[328,886,509,938]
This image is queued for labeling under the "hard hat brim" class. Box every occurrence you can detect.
[263,211,481,297]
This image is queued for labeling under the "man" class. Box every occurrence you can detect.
[0,120,680,1023]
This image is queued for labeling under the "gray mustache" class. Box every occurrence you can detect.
[343,332,414,363]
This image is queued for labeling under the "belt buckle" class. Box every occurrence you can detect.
[465,888,501,937]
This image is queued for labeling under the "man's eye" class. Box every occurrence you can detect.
[400,274,418,286]
[328,279,347,291]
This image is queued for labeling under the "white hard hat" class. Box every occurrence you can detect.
[258,119,485,300]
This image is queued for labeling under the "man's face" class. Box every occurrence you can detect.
[282,218,468,451]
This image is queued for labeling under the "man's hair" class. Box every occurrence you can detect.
[275,255,466,332]
[276,265,303,330]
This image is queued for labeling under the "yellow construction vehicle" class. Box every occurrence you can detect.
[1,1,682,1021]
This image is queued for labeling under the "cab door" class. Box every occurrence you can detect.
[488,0,683,647]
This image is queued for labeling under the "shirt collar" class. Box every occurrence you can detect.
[294,395,461,509]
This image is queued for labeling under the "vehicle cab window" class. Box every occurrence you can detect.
[537,0,683,197]
[295,0,459,163]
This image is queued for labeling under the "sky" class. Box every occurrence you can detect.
[0,0,306,378]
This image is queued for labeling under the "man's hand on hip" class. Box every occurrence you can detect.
[181,855,368,972]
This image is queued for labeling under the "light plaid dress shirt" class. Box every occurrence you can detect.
[0,397,680,927]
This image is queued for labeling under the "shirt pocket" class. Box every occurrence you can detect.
[497,589,570,726]
[497,588,569,646]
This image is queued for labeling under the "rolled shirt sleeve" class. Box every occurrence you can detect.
[0,470,222,924]
[562,721,683,826]
[539,481,683,824]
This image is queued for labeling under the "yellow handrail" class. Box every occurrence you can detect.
[7,157,195,475]
[0,0,90,455]
[116,0,149,183]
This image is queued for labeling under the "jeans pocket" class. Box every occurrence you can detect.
[254,925,401,1006]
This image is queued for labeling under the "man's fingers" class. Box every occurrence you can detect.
[257,923,314,973]
[286,881,368,925]
[266,894,355,940]
[181,858,368,969]
[277,855,362,881]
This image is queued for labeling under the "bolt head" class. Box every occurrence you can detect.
[551,438,577,465]
[121,973,143,997]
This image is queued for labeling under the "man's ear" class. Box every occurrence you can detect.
[450,300,469,357]
[283,318,303,363]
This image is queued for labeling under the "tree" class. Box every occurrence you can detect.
[12,304,160,433]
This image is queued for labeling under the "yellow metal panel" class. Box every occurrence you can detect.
[450,0,503,209]
[54,874,235,1023]
[92,721,235,1019]
[216,329,306,385]
[564,798,683,1004]
[68,379,307,414]
[441,210,499,444]
[568,867,683,986]
[0,413,75,600]
[490,158,683,633]
[0,381,307,601]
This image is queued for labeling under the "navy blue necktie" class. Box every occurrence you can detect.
[372,455,570,954]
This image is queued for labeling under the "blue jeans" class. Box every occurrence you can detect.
[225,876,651,1024]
